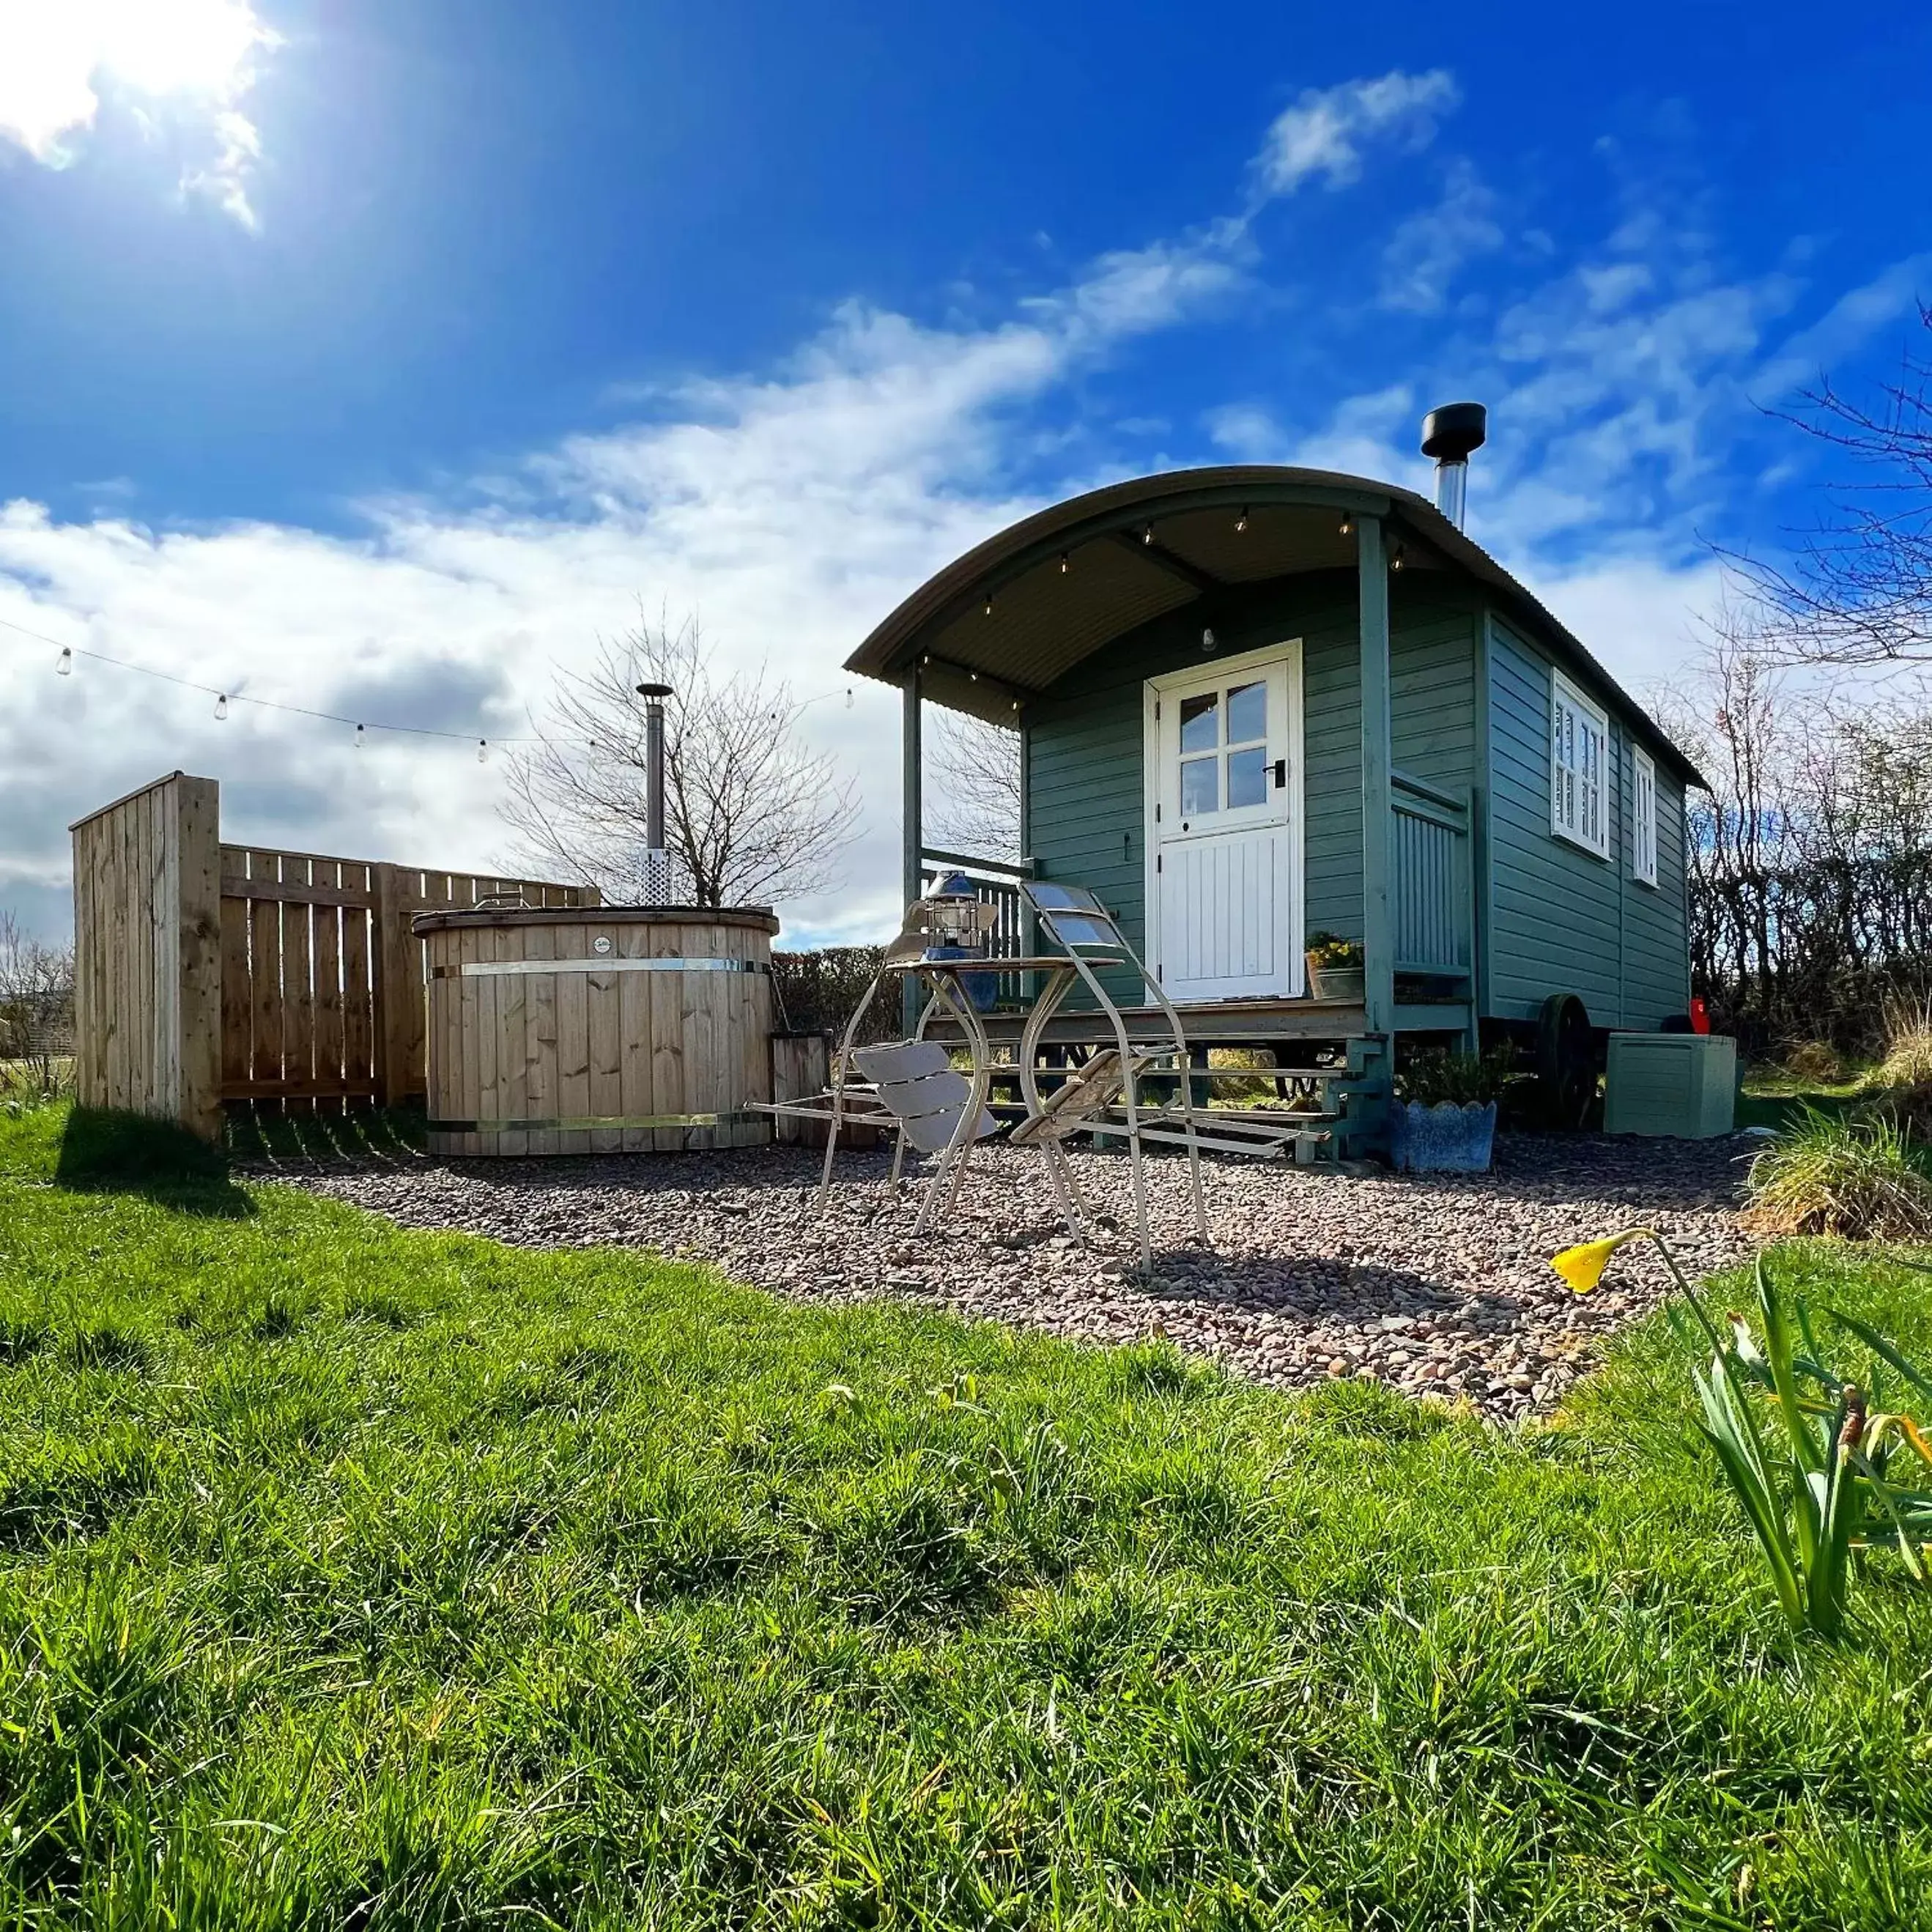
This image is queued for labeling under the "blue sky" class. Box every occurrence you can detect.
[2,1,1929,941]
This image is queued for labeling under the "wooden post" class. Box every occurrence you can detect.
[902,668,923,1036]
[69,771,223,1139]
[371,862,425,1106]
[1357,517,1395,1039]
[174,777,223,1139]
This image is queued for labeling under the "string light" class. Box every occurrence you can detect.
[1141,523,1155,545]
[4,612,529,751]
[1235,508,1248,533]
[1339,514,1353,537]
[1059,552,1070,574]
[10,611,855,758]
[1390,545,1406,572]
[983,595,994,618]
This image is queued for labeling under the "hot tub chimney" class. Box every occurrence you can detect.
[635,681,673,903]
[1420,401,1487,531]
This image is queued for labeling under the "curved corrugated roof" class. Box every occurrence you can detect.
[844,464,1704,788]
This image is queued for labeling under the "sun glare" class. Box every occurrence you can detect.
[0,0,270,159]
[90,0,267,100]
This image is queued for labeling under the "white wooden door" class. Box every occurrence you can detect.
[1144,643,1301,1002]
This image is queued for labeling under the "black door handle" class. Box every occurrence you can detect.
[1272,758,1287,788]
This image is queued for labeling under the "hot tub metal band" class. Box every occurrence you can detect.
[428,1111,767,1133]
[431,957,769,979]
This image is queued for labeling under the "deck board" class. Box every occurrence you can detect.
[922,996,1468,1048]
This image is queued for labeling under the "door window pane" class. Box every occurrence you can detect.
[1226,680,1266,745]
[1179,692,1219,752]
[1180,758,1218,815]
[1227,746,1267,809]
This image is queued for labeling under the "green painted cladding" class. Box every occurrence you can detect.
[1485,617,1689,1029]
[1022,572,1478,999]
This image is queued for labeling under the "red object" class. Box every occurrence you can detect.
[1689,996,1711,1035]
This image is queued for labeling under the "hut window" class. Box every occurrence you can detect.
[1550,668,1609,859]
[1631,745,1658,887]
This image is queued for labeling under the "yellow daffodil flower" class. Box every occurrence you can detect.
[1549,1229,1657,1294]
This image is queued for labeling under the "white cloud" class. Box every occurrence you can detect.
[1379,159,1504,314]
[0,0,276,226]
[0,220,1263,948]
[1252,70,1459,198]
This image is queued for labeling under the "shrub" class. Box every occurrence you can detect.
[1744,1108,1932,1240]
[1870,997,1932,1092]
[1303,930,1363,971]
[1397,1045,1517,1108]
[1783,1039,1846,1086]
[771,945,890,1042]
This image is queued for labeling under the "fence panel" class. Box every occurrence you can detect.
[217,846,596,1109]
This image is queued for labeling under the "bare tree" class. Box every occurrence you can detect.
[925,711,1022,860]
[1734,306,1932,664]
[1653,603,1932,1053]
[0,911,75,1096]
[501,611,859,907]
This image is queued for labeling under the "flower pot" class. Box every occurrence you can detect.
[1391,1099,1498,1174]
[1309,964,1365,1002]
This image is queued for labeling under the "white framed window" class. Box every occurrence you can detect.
[1631,745,1658,887]
[1550,669,1610,858]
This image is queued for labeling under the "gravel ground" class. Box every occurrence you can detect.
[256,1132,1758,1422]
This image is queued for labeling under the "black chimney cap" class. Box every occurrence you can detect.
[1421,401,1487,462]
[634,682,674,698]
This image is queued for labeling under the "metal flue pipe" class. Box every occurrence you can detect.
[1420,402,1487,531]
[635,681,673,900]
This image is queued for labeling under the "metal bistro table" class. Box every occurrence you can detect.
[818,946,1210,1271]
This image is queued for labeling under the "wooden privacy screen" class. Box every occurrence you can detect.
[71,773,223,1138]
[219,849,598,1109]
[73,771,596,1138]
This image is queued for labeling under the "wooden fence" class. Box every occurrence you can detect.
[74,772,596,1138]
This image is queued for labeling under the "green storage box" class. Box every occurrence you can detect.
[1603,1032,1736,1138]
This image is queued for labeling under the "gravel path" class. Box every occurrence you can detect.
[257,1133,1756,1422]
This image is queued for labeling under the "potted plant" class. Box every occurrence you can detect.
[1391,1046,1516,1173]
[1304,930,1365,1002]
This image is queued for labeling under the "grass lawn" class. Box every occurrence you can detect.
[1736,1064,1874,1136]
[4,1107,1932,1928]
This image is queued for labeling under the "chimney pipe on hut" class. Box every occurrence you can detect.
[635,681,673,903]
[1419,402,1487,531]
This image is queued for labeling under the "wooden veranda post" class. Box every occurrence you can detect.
[1357,515,1395,1037]
[901,667,923,1035]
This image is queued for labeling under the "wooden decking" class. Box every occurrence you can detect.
[924,993,1472,1049]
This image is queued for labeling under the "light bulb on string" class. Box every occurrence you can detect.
[1141,523,1155,545]
[1339,515,1353,537]
[1235,508,1248,533]
[1390,546,1405,573]
[845,688,854,708]
[56,647,73,676]
[355,724,366,750]
[477,739,489,764]
[214,694,229,720]
[1059,552,1070,574]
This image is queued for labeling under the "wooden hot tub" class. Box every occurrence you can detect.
[413,905,780,1156]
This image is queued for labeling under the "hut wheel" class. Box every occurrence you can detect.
[1536,992,1595,1128]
